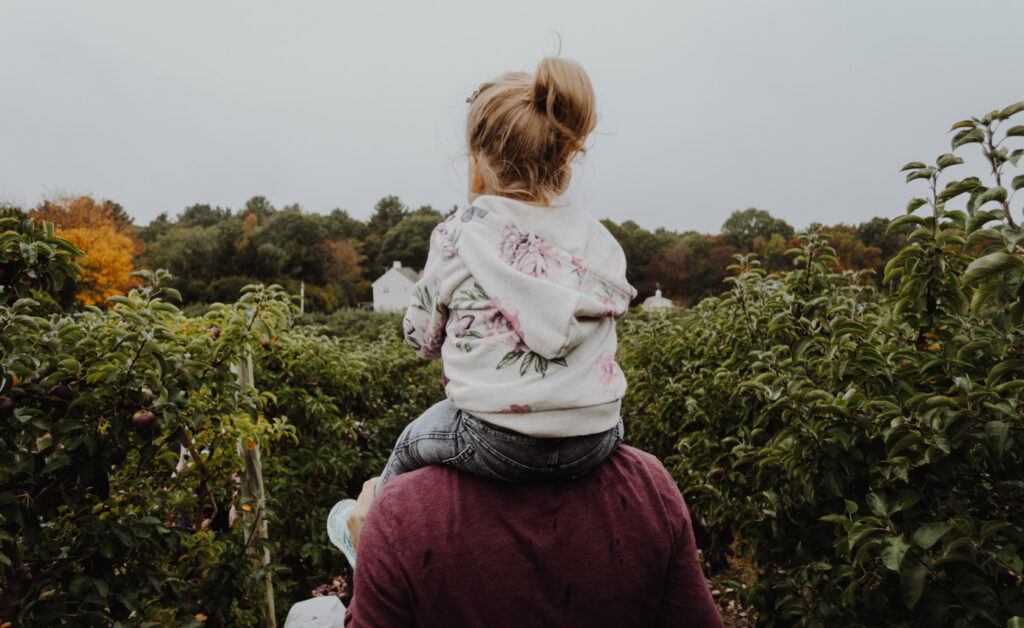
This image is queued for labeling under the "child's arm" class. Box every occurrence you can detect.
[402,220,466,359]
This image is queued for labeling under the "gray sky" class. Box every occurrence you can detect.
[2,1,1021,233]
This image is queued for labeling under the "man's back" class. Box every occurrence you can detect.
[344,445,723,627]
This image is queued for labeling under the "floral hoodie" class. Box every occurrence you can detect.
[403,195,636,437]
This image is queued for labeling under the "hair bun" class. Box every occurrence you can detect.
[532,57,596,148]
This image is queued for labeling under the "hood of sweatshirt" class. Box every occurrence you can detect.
[402,194,636,437]
[454,195,636,360]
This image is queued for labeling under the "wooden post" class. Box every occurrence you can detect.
[234,353,277,627]
[299,281,305,316]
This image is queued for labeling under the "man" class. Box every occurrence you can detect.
[339,444,723,627]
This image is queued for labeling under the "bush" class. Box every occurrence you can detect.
[620,102,1024,626]
[255,327,440,605]
[295,308,403,341]
[0,267,436,624]
[0,270,294,624]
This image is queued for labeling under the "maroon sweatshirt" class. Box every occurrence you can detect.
[345,445,723,628]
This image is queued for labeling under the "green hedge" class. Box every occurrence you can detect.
[621,235,1023,625]
[0,272,436,625]
[619,100,1024,625]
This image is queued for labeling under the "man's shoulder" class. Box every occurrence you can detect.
[614,444,669,472]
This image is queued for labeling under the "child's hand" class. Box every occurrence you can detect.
[347,476,379,548]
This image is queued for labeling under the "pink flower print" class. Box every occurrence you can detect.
[419,315,447,357]
[499,224,561,278]
[490,297,522,334]
[499,404,533,414]
[481,299,525,350]
[570,255,587,276]
[434,223,458,259]
[597,352,622,391]
[599,295,622,317]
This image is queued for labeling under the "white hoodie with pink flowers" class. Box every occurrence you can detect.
[402,194,636,437]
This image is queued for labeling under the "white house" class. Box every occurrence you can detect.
[641,289,675,311]
[372,261,420,311]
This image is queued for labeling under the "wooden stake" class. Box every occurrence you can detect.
[234,353,277,627]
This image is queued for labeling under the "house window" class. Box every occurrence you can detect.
[382,287,389,294]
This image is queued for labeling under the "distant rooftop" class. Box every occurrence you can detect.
[641,289,674,310]
[376,260,421,284]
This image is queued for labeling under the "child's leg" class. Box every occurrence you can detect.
[377,399,464,487]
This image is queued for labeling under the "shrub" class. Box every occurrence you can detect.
[0,263,436,623]
[295,308,404,341]
[620,102,1024,626]
[254,327,440,605]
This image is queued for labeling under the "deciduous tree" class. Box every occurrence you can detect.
[721,208,794,249]
[30,196,142,306]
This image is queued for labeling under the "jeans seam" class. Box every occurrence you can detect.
[441,446,474,466]
[403,432,460,443]
[462,415,539,444]
[467,431,547,472]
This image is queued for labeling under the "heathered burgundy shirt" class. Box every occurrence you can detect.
[344,446,723,628]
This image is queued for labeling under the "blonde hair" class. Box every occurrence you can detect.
[467,57,596,205]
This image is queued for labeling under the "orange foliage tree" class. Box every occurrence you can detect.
[30,196,141,306]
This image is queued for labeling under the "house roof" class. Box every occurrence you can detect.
[641,289,674,310]
[397,267,421,282]
[372,264,421,286]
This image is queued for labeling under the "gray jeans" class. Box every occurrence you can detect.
[379,399,624,486]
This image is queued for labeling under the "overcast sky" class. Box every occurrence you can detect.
[2,1,1021,233]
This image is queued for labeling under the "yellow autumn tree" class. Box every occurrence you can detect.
[30,196,142,306]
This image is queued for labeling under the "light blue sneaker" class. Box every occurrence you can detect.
[327,498,357,568]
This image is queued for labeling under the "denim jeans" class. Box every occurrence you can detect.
[379,399,624,486]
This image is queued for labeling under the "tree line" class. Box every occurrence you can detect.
[5,195,910,311]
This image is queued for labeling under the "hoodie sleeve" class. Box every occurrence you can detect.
[403,220,468,359]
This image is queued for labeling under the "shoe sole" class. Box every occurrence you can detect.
[327,498,358,568]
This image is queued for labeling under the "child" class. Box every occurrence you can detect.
[328,57,636,566]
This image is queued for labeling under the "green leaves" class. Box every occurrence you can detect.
[961,252,1024,287]
[887,214,926,232]
[985,420,1009,457]
[938,178,982,203]
[912,522,952,549]
[901,562,928,609]
[936,153,964,169]
[971,186,1008,211]
[952,127,985,149]
[0,212,83,311]
[999,101,1024,119]
[906,197,928,214]
[881,536,910,571]
[867,492,888,517]
[906,168,934,183]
